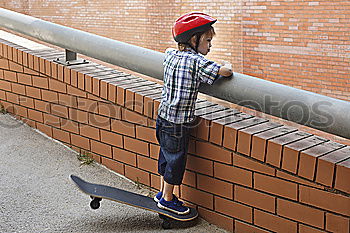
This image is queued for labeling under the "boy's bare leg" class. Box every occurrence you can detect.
[160,176,164,193]
[163,180,174,201]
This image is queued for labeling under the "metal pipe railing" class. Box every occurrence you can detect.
[0,8,349,139]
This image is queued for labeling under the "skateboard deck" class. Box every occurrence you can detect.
[71,175,198,229]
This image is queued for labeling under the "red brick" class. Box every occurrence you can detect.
[197,174,233,199]
[27,109,43,123]
[254,209,297,233]
[77,73,85,90]
[299,224,326,233]
[235,186,275,213]
[150,174,160,190]
[266,131,311,168]
[91,140,112,158]
[121,108,147,126]
[61,119,79,134]
[153,100,160,119]
[143,95,155,118]
[84,74,92,93]
[215,196,253,223]
[0,80,11,92]
[316,146,350,187]
[136,125,157,144]
[107,82,117,103]
[186,155,213,176]
[182,170,196,187]
[124,137,148,156]
[26,86,41,99]
[52,128,70,144]
[254,173,297,200]
[77,98,98,113]
[276,171,323,189]
[70,69,78,87]
[71,134,90,151]
[41,90,58,103]
[49,78,67,93]
[14,105,27,118]
[4,70,17,82]
[9,61,23,72]
[237,122,281,156]
[58,93,77,108]
[194,118,211,141]
[335,158,350,193]
[0,58,9,69]
[17,73,32,85]
[111,119,135,137]
[0,90,6,100]
[50,104,68,118]
[134,92,144,114]
[44,60,51,76]
[101,157,124,176]
[299,185,350,216]
[214,162,252,187]
[251,126,296,162]
[98,102,121,119]
[149,144,159,160]
[80,125,100,141]
[100,130,123,147]
[69,108,88,124]
[63,67,71,84]
[124,165,150,186]
[38,57,45,74]
[233,153,275,175]
[298,141,344,180]
[198,207,234,232]
[113,147,137,166]
[181,185,213,209]
[137,156,157,174]
[12,83,26,95]
[326,213,350,233]
[67,85,86,98]
[278,199,324,228]
[36,122,53,138]
[32,76,49,89]
[43,113,60,128]
[6,92,19,104]
[281,136,328,174]
[196,141,232,164]
[234,220,270,233]
[88,113,110,130]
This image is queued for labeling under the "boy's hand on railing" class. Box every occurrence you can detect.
[219,60,233,77]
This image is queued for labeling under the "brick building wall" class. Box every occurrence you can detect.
[1,36,349,233]
[1,0,349,101]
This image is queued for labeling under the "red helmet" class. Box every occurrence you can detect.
[172,12,217,43]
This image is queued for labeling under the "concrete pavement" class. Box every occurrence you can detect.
[0,113,227,233]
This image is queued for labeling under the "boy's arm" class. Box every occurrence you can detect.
[218,62,233,77]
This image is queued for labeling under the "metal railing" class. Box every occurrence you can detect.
[0,8,349,139]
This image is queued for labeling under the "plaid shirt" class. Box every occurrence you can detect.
[158,48,221,124]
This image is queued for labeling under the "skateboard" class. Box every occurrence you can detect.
[70,175,198,229]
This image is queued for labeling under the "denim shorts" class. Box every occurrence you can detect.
[156,116,194,185]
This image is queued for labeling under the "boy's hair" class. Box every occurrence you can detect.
[178,26,216,52]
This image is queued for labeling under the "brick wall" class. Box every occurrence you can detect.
[1,38,349,232]
[1,0,349,101]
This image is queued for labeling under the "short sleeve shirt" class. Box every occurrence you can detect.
[158,48,221,124]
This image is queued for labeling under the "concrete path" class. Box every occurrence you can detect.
[0,113,227,233]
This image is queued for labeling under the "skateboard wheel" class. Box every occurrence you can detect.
[90,199,101,210]
[161,220,172,230]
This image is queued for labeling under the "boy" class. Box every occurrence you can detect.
[155,12,233,215]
